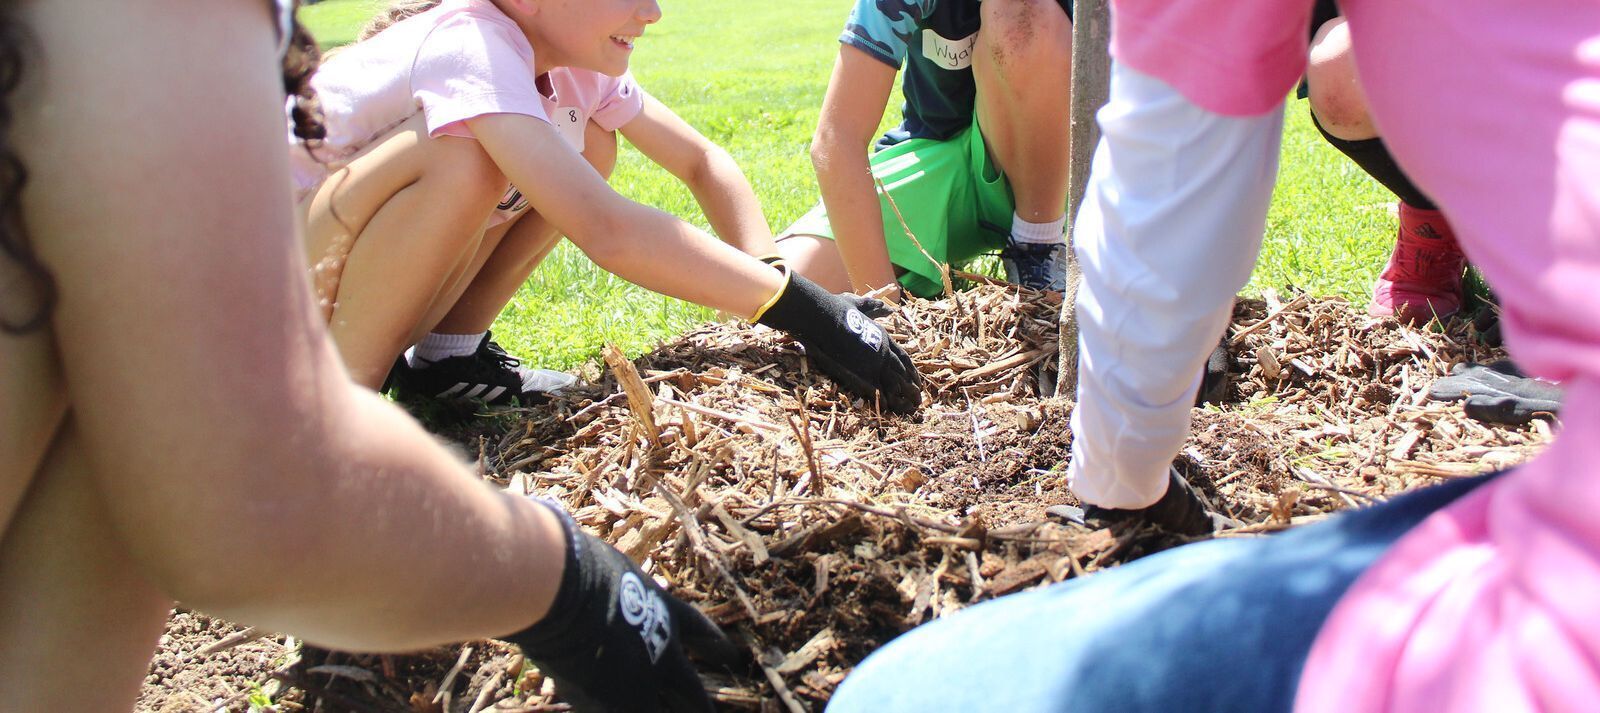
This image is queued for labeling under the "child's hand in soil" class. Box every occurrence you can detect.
[756,270,924,413]
[506,509,739,712]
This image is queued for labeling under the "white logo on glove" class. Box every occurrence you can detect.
[618,572,672,663]
[845,309,884,350]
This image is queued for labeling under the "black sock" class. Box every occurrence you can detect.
[1311,109,1436,210]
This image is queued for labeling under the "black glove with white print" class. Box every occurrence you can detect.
[503,507,738,712]
[755,268,924,413]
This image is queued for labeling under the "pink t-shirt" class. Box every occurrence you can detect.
[1112,0,1600,709]
[288,0,645,225]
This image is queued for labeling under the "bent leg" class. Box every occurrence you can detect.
[829,474,1497,713]
[1305,18,1376,142]
[1306,16,1438,211]
[972,0,1073,225]
[431,121,620,336]
[776,233,854,294]
[0,426,173,711]
[299,113,507,388]
[782,134,983,299]
[1305,15,1457,323]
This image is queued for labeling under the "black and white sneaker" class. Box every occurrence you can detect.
[1000,240,1068,292]
[396,333,577,405]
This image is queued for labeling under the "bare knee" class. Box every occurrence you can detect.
[777,234,852,293]
[980,0,1072,71]
[1306,18,1376,139]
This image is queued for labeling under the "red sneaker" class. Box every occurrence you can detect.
[1368,202,1467,325]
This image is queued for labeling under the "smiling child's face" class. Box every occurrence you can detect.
[533,0,661,76]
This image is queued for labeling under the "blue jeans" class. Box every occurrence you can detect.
[828,475,1496,712]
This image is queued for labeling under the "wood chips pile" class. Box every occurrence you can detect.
[148,284,1554,712]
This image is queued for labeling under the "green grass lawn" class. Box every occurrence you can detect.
[299,0,387,48]
[302,0,1397,372]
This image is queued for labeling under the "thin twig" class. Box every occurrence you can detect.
[1297,479,1382,504]
[434,646,473,704]
[1230,294,1310,345]
[467,669,506,713]
[754,642,808,713]
[657,396,783,433]
[787,398,823,488]
[653,477,763,623]
[875,175,954,298]
[183,626,268,664]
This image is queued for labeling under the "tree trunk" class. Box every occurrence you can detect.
[1054,0,1112,398]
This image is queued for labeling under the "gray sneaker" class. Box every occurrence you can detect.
[1000,240,1068,292]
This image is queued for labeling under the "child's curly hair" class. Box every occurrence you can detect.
[0,1,325,334]
[284,1,328,147]
[358,0,442,41]
[0,15,47,334]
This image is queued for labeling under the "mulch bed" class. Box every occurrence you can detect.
[137,283,1549,712]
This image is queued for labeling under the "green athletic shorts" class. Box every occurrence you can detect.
[781,117,1015,298]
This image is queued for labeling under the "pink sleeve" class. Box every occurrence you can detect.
[411,13,550,139]
[590,71,647,131]
[1110,0,1314,117]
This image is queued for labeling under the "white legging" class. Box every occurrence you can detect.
[1067,63,1285,508]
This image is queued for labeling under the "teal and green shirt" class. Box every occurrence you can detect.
[841,0,1073,148]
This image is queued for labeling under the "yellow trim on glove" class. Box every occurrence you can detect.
[750,264,791,322]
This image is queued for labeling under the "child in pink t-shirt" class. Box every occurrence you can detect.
[291,0,921,413]
[829,1,1599,711]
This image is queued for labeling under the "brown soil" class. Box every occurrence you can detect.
[138,613,298,712]
[137,284,1550,712]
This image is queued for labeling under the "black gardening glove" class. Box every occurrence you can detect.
[503,508,739,712]
[755,269,923,413]
[1427,360,1563,425]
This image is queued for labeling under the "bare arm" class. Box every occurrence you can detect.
[812,45,900,294]
[467,112,783,317]
[18,0,564,651]
[620,95,778,257]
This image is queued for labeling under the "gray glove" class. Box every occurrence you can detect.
[1427,360,1563,425]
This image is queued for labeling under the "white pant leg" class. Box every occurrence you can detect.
[1067,63,1285,509]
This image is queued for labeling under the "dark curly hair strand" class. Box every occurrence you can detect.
[0,16,51,335]
[0,0,324,335]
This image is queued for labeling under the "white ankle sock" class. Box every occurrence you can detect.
[408,331,485,368]
[1011,212,1067,245]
